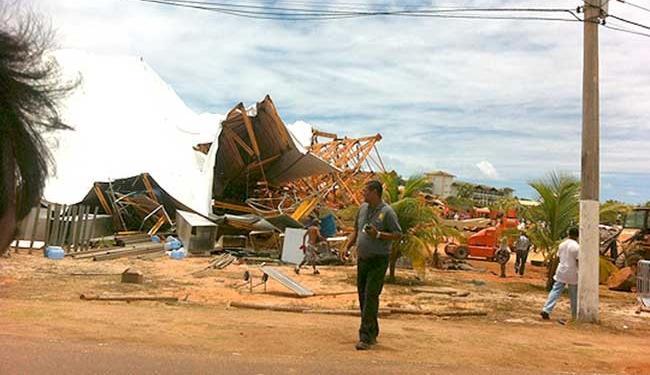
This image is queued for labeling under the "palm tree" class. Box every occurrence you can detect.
[524,172,579,289]
[388,198,459,281]
[380,172,429,204]
[378,172,460,281]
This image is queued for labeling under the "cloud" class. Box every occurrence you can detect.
[476,161,500,180]
[26,0,650,202]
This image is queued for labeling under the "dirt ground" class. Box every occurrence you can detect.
[1,251,649,374]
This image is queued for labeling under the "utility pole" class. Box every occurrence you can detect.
[578,0,605,323]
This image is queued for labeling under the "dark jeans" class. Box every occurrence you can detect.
[515,250,529,275]
[357,255,389,344]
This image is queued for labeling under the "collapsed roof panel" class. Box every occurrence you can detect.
[213,95,337,200]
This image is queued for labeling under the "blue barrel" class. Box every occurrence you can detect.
[45,246,65,260]
[320,214,337,238]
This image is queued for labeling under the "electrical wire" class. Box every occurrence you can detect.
[604,23,650,37]
[616,0,650,13]
[132,0,584,23]
[609,14,650,30]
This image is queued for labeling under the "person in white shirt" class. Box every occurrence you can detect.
[540,227,579,320]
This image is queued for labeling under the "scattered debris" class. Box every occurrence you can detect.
[608,267,635,291]
[121,268,144,284]
[92,243,165,261]
[260,266,315,297]
[228,301,486,317]
[80,293,180,303]
[191,253,236,276]
[441,258,476,271]
[412,287,470,297]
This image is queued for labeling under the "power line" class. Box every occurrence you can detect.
[615,0,650,13]
[609,14,650,30]
[132,0,584,22]
[603,22,650,37]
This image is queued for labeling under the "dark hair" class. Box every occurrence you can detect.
[365,180,383,197]
[0,4,74,220]
[568,227,579,238]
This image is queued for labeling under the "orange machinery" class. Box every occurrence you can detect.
[445,209,519,261]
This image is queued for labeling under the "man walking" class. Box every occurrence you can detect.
[345,180,402,350]
[540,227,580,320]
[514,232,532,276]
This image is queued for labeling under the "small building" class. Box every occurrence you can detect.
[451,181,514,206]
[176,210,218,254]
[425,170,456,198]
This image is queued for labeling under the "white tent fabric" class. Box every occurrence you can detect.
[43,50,321,215]
[43,50,223,215]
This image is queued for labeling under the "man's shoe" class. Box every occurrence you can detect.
[540,311,550,320]
[294,267,300,275]
[355,341,371,350]
[313,269,320,275]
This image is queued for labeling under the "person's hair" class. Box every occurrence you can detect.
[0,4,74,220]
[568,227,579,238]
[365,180,383,197]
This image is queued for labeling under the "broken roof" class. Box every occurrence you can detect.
[213,95,337,200]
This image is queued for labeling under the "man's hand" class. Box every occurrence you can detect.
[365,224,379,239]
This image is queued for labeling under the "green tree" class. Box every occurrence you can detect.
[599,200,631,225]
[379,172,461,281]
[523,172,580,289]
[489,196,521,214]
[388,198,460,281]
[380,172,429,204]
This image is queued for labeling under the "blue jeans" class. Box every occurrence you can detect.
[542,281,577,319]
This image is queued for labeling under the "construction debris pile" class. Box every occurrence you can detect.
[9,95,390,271]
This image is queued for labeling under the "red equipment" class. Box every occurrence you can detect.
[445,209,519,261]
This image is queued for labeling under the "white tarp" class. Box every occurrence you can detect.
[43,50,322,216]
[43,50,223,215]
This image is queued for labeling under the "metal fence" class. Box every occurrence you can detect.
[637,260,650,309]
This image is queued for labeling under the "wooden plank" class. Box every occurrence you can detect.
[239,104,261,157]
[28,205,41,252]
[94,183,112,215]
[213,200,258,214]
[142,173,158,203]
[246,154,281,171]
[147,215,166,236]
[80,294,178,303]
[82,206,98,251]
[69,205,80,252]
[77,206,89,252]
[49,204,62,246]
[224,127,255,156]
[43,204,53,247]
[93,245,164,261]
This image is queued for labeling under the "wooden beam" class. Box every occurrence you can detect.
[142,173,158,203]
[213,200,258,214]
[246,154,281,171]
[223,127,255,156]
[94,183,112,215]
[239,105,261,157]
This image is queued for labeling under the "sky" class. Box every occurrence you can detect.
[24,0,650,203]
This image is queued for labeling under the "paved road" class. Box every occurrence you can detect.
[0,334,546,375]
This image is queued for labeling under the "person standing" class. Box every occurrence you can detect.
[345,180,402,350]
[540,227,580,320]
[496,238,510,278]
[514,232,532,276]
[295,219,324,275]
